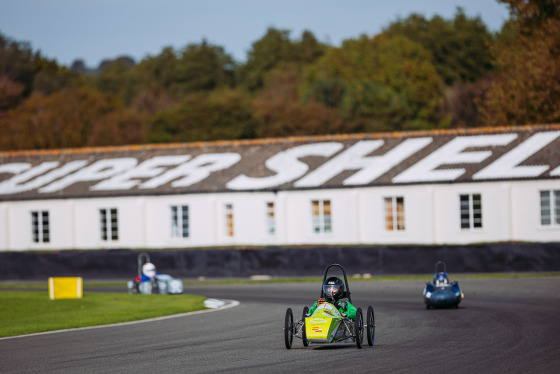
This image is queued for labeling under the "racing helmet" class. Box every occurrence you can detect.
[323,276,345,301]
[142,262,157,278]
[434,272,448,285]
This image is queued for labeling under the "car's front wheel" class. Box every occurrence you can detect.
[302,306,309,347]
[366,306,375,346]
[355,307,363,349]
[284,308,294,349]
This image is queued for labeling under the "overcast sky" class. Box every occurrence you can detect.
[0,0,510,68]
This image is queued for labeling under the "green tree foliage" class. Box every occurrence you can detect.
[478,0,560,126]
[135,47,179,92]
[303,34,447,131]
[96,56,140,105]
[0,32,36,106]
[302,77,346,109]
[252,97,345,138]
[237,28,326,91]
[0,32,86,111]
[146,89,257,143]
[383,9,495,85]
[33,56,83,95]
[133,41,236,101]
[237,28,292,91]
[173,40,235,94]
[5,7,546,150]
[297,30,327,64]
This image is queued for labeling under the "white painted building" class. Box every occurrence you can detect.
[1,125,559,251]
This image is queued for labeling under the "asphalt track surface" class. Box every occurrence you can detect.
[1,277,559,373]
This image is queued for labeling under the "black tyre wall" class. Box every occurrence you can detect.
[0,242,559,280]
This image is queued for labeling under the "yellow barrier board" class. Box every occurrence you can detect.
[48,277,83,300]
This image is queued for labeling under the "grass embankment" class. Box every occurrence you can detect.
[0,292,207,338]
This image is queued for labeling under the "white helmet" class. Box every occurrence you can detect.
[142,262,157,278]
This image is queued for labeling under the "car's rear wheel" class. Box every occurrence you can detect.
[302,306,309,347]
[366,306,375,346]
[355,307,363,349]
[284,308,294,349]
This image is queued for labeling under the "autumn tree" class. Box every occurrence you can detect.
[442,77,493,128]
[0,74,24,110]
[87,108,147,146]
[250,64,346,137]
[477,0,560,126]
[0,32,36,108]
[0,88,118,150]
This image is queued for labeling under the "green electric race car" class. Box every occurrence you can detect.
[284,264,375,349]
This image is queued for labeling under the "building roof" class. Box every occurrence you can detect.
[1,124,559,201]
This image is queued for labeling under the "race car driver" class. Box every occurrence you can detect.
[308,276,357,320]
[134,262,160,293]
[434,271,449,286]
[139,262,158,282]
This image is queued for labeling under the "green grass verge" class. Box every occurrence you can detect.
[0,291,207,338]
[0,272,558,290]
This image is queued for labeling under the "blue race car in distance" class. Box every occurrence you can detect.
[423,261,463,309]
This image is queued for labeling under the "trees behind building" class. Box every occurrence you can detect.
[1,1,559,151]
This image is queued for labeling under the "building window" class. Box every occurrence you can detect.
[540,190,560,226]
[312,200,332,233]
[171,205,189,238]
[384,197,405,231]
[460,194,482,229]
[31,211,50,243]
[100,208,118,241]
[266,202,275,235]
[225,204,234,237]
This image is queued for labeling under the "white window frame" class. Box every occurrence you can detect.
[266,202,275,235]
[171,205,190,238]
[311,200,332,234]
[31,210,50,243]
[384,196,405,231]
[540,190,560,227]
[100,208,119,241]
[225,203,234,237]
[459,193,482,230]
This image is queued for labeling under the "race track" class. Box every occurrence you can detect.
[1,277,559,373]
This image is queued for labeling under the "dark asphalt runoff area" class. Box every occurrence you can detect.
[1,277,559,373]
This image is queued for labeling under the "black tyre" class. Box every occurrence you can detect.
[302,306,309,347]
[355,307,363,349]
[284,308,294,349]
[366,306,375,346]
